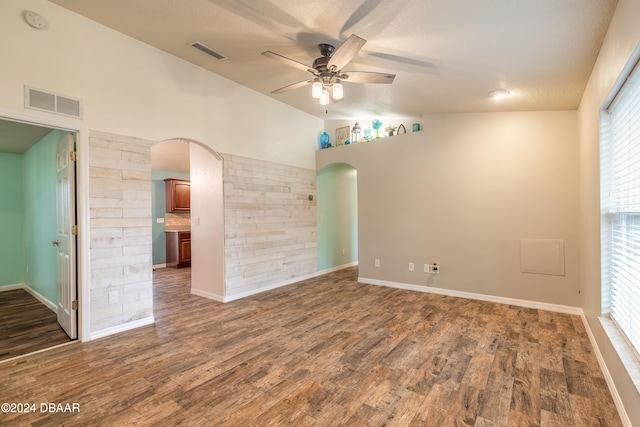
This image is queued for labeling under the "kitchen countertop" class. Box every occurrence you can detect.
[164,227,190,233]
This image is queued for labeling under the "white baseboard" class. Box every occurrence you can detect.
[358,276,583,315]
[223,262,359,302]
[581,316,633,427]
[90,316,155,340]
[202,262,359,303]
[222,279,298,303]
[0,283,57,313]
[317,261,359,275]
[0,283,26,292]
[357,275,629,424]
[190,288,224,302]
[153,263,167,270]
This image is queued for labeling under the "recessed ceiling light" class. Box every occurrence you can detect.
[489,89,510,99]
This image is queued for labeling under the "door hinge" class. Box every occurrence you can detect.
[70,151,77,161]
[72,225,78,235]
[71,300,78,310]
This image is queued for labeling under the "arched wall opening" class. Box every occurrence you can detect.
[151,138,225,299]
[317,162,358,271]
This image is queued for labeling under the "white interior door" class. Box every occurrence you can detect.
[55,133,77,339]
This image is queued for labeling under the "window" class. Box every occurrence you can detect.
[601,57,640,358]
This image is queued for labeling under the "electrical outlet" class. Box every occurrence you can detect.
[430,263,440,274]
[409,262,415,272]
[375,259,380,268]
[342,248,346,256]
[108,291,119,304]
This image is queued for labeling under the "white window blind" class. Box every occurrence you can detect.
[601,58,640,357]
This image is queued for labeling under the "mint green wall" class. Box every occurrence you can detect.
[22,130,68,304]
[317,163,358,270]
[0,153,25,286]
[152,170,190,265]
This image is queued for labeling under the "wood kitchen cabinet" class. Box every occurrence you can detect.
[166,231,191,268]
[164,178,190,212]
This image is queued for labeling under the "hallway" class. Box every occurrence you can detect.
[0,289,70,361]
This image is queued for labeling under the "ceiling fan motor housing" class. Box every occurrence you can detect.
[312,56,331,73]
[318,43,335,57]
[313,44,336,73]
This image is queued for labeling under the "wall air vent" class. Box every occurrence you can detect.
[24,86,83,119]
[191,42,227,60]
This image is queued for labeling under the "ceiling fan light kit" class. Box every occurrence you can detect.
[311,80,323,98]
[319,89,330,106]
[332,81,344,100]
[262,34,395,106]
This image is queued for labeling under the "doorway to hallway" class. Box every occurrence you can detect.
[0,117,79,361]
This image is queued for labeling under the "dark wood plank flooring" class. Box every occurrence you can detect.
[0,289,71,361]
[0,267,622,426]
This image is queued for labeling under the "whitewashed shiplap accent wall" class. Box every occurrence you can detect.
[223,153,317,297]
[88,130,154,333]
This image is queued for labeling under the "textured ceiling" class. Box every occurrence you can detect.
[0,120,55,154]
[47,0,618,120]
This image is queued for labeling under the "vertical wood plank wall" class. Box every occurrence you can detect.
[88,131,154,333]
[223,153,317,297]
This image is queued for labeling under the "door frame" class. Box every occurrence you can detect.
[0,108,90,342]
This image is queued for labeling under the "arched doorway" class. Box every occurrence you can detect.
[151,139,224,299]
[316,162,358,271]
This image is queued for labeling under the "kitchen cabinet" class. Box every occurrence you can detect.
[165,178,190,212]
[166,231,191,268]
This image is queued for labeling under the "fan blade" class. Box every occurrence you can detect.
[340,0,384,36]
[342,71,395,84]
[271,79,313,94]
[327,34,366,72]
[262,51,317,74]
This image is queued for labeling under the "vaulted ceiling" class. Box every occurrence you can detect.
[0,1,620,153]
[47,0,618,120]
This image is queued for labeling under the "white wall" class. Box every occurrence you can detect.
[317,111,580,306]
[578,0,640,423]
[189,143,225,300]
[0,0,323,169]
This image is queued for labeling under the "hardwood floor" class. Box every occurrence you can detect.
[0,289,71,362]
[0,267,622,426]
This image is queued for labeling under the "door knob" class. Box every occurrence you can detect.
[52,240,60,246]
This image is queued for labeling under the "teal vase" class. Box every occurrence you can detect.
[319,132,330,149]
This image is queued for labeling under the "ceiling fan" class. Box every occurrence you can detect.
[262,34,396,105]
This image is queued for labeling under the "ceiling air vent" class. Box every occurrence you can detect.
[191,42,227,60]
[24,86,83,119]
